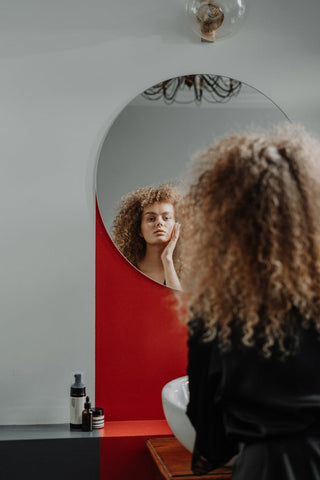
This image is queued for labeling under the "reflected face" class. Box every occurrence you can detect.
[140,202,175,246]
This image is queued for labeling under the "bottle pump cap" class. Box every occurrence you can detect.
[70,373,86,397]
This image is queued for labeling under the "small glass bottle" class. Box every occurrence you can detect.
[82,396,93,432]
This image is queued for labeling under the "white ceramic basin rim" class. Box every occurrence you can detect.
[161,375,196,452]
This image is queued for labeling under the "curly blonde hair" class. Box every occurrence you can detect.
[178,124,320,356]
[112,183,182,270]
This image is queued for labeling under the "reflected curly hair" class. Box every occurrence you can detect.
[112,183,182,270]
[178,124,320,356]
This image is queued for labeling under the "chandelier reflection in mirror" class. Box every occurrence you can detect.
[186,0,247,42]
[142,75,242,105]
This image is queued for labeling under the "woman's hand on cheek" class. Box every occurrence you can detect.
[161,222,181,264]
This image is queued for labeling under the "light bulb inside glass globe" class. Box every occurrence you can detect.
[186,0,247,42]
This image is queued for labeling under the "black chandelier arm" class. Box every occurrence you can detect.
[202,75,241,95]
[142,75,241,105]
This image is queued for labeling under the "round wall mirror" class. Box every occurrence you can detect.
[96,74,288,287]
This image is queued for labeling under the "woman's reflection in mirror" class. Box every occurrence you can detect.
[112,184,182,290]
[177,124,320,479]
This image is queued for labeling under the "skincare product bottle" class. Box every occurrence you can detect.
[82,396,93,431]
[70,373,86,429]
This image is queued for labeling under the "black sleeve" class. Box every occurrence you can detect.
[186,320,239,475]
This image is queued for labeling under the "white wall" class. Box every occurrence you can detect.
[0,0,320,424]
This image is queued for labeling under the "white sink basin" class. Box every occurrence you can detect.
[162,376,239,467]
[161,376,196,452]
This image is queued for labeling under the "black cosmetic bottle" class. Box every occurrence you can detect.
[70,373,86,429]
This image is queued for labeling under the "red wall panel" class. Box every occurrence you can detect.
[95,203,188,421]
[100,436,157,480]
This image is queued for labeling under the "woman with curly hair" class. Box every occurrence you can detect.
[112,183,182,290]
[178,124,320,479]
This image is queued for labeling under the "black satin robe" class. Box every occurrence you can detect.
[187,316,320,479]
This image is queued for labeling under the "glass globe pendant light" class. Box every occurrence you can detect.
[186,0,247,42]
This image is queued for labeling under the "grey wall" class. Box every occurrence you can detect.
[1,0,320,425]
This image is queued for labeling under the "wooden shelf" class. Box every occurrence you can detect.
[146,437,232,480]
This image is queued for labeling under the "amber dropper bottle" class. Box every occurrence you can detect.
[82,396,93,431]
